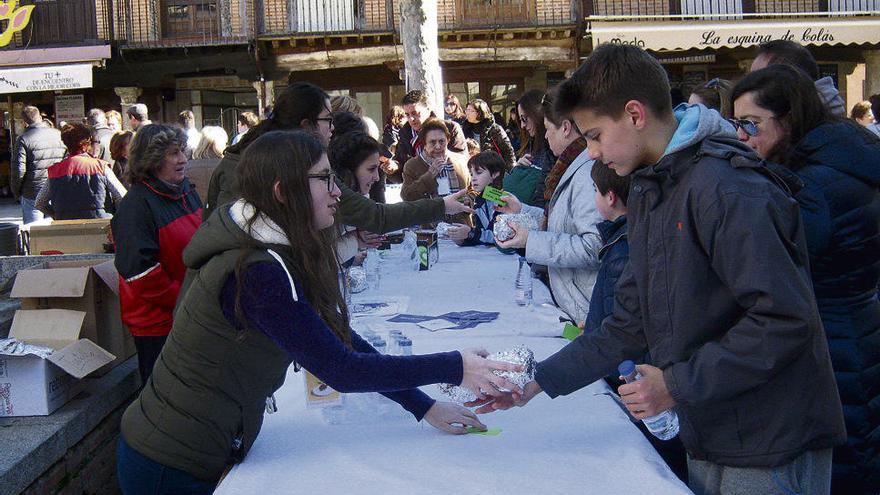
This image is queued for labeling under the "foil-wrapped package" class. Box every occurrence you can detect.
[348,266,368,293]
[0,338,54,359]
[435,222,452,239]
[439,345,537,404]
[493,214,539,242]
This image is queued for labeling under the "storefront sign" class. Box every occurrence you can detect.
[0,63,93,94]
[658,54,716,65]
[176,76,250,90]
[591,17,880,51]
[55,94,84,124]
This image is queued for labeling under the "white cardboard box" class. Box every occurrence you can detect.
[0,309,115,417]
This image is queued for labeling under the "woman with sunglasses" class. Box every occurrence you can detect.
[117,130,521,495]
[444,94,466,127]
[733,65,880,495]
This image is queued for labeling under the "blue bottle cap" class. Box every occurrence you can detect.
[618,360,636,376]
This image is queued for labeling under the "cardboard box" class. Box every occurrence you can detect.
[0,309,115,416]
[11,259,134,374]
[28,218,111,255]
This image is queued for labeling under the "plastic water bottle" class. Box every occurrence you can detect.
[403,231,420,271]
[618,360,679,440]
[364,248,380,290]
[398,337,412,356]
[515,256,532,306]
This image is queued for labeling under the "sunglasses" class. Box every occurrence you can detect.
[308,172,337,192]
[727,118,759,137]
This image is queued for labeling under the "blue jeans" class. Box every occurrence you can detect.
[117,436,217,495]
[20,196,44,224]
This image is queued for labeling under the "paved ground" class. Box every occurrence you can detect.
[0,197,22,225]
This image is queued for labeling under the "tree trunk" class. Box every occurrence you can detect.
[400,0,444,117]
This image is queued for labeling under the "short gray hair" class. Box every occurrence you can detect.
[86,108,107,126]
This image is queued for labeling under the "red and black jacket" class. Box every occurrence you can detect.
[111,176,202,337]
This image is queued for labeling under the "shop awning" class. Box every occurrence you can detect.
[589,16,880,52]
[0,45,110,94]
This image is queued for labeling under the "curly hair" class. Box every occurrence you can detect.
[417,117,450,143]
[126,124,186,184]
[60,123,93,154]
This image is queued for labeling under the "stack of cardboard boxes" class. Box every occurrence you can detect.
[0,260,135,416]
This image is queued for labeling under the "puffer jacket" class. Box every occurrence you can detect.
[787,121,880,495]
[11,122,66,200]
[112,176,202,337]
[584,216,628,333]
[536,104,846,468]
[519,147,602,324]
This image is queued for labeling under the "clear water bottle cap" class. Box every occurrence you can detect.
[618,360,636,376]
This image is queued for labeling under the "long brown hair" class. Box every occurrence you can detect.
[235,130,350,345]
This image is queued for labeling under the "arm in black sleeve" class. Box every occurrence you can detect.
[220,262,463,395]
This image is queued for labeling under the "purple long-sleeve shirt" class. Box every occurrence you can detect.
[220,261,463,420]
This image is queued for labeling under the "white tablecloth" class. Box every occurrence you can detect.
[215,241,692,495]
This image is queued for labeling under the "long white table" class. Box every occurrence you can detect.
[215,240,692,495]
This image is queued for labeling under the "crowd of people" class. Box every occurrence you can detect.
[5,39,879,495]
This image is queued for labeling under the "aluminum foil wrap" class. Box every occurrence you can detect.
[493,214,539,242]
[0,338,54,359]
[439,345,536,404]
[435,222,452,239]
[348,266,368,294]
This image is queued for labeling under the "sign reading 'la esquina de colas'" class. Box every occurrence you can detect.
[591,17,880,51]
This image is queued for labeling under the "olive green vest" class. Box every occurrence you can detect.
[121,237,295,481]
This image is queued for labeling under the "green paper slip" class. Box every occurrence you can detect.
[466,427,502,436]
[563,322,582,341]
[482,186,507,206]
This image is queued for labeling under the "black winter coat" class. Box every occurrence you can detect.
[461,118,516,170]
[535,112,845,468]
[11,122,66,200]
[787,122,880,495]
[584,216,628,333]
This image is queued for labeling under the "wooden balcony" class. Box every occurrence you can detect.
[256,0,579,38]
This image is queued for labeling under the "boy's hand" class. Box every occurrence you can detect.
[446,223,471,243]
[617,364,676,419]
[465,381,543,414]
[496,221,529,249]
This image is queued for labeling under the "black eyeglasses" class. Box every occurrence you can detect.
[727,118,759,137]
[308,172,337,192]
[315,117,333,126]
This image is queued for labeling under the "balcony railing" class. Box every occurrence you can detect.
[585,0,879,18]
[112,0,254,47]
[257,0,579,37]
[2,0,112,49]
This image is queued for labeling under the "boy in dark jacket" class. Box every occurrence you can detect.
[471,44,846,495]
[583,160,629,334]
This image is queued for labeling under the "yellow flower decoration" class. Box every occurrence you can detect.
[0,0,35,47]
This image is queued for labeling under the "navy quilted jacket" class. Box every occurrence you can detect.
[789,121,880,495]
[584,216,628,333]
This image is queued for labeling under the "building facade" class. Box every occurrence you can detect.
[0,0,877,137]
